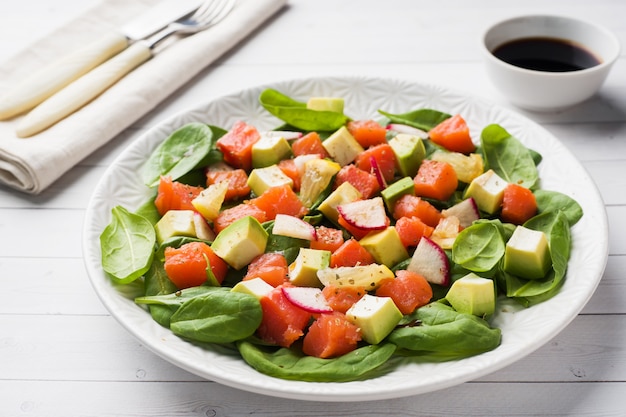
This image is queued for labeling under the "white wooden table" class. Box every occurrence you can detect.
[1,1,625,415]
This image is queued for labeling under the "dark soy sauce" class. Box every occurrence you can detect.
[493,37,602,72]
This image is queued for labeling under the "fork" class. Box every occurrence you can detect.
[16,0,237,138]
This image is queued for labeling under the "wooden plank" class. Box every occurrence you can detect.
[0,380,624,416]
[0,258,107,315]
[582,255,626,314]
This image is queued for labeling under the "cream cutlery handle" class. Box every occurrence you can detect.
[0,32,129,120]
[16,43,152,138]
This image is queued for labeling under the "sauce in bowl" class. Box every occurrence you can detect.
[492,37,602,72]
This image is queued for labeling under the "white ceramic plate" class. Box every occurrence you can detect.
[83,76,608,402]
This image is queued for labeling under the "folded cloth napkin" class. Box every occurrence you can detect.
[0,0,286,194]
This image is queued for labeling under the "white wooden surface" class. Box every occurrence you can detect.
[1,0,625,415]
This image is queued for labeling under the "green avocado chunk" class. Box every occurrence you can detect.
[389,133,426,177]
[503,225,551,279]
[211,216,268,270]
[446,273,495,316]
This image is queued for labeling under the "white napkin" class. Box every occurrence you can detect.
[0,0,286,194]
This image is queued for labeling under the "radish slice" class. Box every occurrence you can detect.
[260,130,303,140]
[282,286,333,313]
[407,237,451,286]
[386,123,428,138]
[193,212,216,241]
[442,197,480,228]
[369,156,387,189]
[272,214,317,241]
[337,197,388,231]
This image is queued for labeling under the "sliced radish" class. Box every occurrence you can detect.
[282,286,333,313]
[272,214,317,241]
[407,237,451,286]
[337,197,388,231]
[369,156,387,190]
[386,123,428,138]
[193,212,216,241]
[260,130,303,140]
[442,197,480,228]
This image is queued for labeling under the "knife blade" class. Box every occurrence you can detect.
[0,0,203,120]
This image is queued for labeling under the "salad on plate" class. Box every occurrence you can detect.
[99,88,582,382]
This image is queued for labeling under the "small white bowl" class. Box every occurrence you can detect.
[482,15,620,111]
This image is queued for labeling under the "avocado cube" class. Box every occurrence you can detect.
[318,181,363,226]
[359,226,409,268]
[154,210,197,244]
[288,248,331,287]
[251,134,292,168]
[232,277,274,299]
[306,97,344,113]
[322,126,364,166]
[247,164,293,197]
[389,134,426,177]
[504,226,551,279]
[464,169,508,214]
[381,176,415,212]
[211,216,268,270]
[346,294,403,344]
[446,273,495,316]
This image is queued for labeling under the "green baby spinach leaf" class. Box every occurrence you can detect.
[378,108,451,131]
[100,206,156,284]
[169,290,262,344]
[452,220,505,273]
[259,89,348,132]
[534,189,583,226]
[141,258,179,327]
[481,124,539,189]
[388,303,501,356]
[136,285,226,307]
[237,341,396,382]
[137,285,227,328]
[141,123,223,187]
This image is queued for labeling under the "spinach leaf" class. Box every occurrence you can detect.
[142,258,178,327]
[378,108,451,131]
[136,285,226,307]
[141,123,222,187]
[237,341,396,382]
[100,206,156,284]
[141,272,215,328]
[504,211,571,304]
[143,258,177,298]
[534,189,583,226]
[169,291,262,344]
[259,89,348,132]
[452,221,505,273]
[481,124,539,189]
[388,303,501,355]
[134,192,159,225]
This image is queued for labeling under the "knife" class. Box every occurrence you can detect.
[0,0,202,121]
